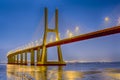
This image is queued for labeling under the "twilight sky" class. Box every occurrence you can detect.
[0,0,120,62]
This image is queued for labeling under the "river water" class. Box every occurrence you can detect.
[0,62,120,80]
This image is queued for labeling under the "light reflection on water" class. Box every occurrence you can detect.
[104,68,120,80]
[6,63,120,80]
[7,64,83,80]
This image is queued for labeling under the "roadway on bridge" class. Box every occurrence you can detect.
[8,26,120,56]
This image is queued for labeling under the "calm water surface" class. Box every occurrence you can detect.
[0,62,120,80]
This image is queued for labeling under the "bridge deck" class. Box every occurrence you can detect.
[47,26,120,47]
[7,26,120,56]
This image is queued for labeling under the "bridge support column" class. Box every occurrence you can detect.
[24,52,27,65]
[7,56,10,64]
[12,56,15,64]
[9,56,12,64]
[11,56,13,64]
[37,48,41,62]
[57,46,64,63]
[37,8,66,66]
[31,49,35,65]
[20,53,23,65]
[14,55,16,64]
[16,54,19,64]
[8,56,13,64]
[7,58,9,64]
[39,47,47,65]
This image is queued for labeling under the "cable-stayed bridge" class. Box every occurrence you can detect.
[7,8,120,66]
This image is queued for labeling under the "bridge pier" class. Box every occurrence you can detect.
[16,54,19,64]
[24,52,27,65]
[14,55,17,64]
[19,53,28,65]
[7,56,10,64]
[20,53,23,65]
[14,55,16,64]
[11,56,14,64]
[31,49,35,65]
[37,48,41,62]
[18,54,20,65]
[12,56,15,64]
[9,56,12,64]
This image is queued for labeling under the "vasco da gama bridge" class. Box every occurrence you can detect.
[7,8,120,66]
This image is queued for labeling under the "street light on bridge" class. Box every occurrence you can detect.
[75,26,80,35]
[105,17,109,21]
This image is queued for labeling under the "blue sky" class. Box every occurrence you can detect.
[0,0,120,62]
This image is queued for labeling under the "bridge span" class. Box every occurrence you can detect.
[46,26,120,47]
[7,8,120,66]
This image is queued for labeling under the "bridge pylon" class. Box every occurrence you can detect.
[37,8,66,66]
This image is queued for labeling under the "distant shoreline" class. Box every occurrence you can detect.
[66,61,120,64]
[0,63,7,64]
[0,62,120,65]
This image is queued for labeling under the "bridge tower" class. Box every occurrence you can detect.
[37,8,66,65]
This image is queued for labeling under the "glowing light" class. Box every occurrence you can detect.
[66,29,74,38]
[59,33,61,38]
[49,35,53,42]
[75,26,79,32]
[75,26,80,35]
[35,40,38,43]
[105,17,109,22]
[31,42,34,47]
[69,32,73,38]
[67,29,70,34]
[39,38,43,44]
[64,71,83,79]
[35,40,39,46]
[56,37,58,41]
[28,43,31,48]
[49,39,53,42]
